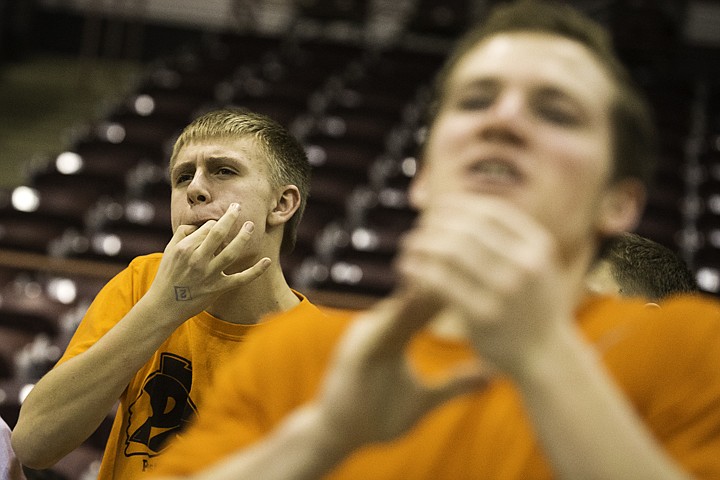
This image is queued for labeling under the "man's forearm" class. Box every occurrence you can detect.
[12,295,183,468]
[512,324,692,480]
[165,405,354,480]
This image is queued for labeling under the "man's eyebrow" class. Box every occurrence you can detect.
[170,161,193,177]
[171,155,245,172]
[535,85,581,101]
[206,155,244,164]
[206,156,250,173]
[452,77,499,92]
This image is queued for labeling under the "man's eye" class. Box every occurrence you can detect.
[217,167,235,175]
[457,96,493,110]
[538,105,580,126]
[174,173,193,185]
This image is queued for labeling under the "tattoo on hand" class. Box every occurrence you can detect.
[174,286,192,301]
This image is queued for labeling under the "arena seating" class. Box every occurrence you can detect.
[0,1,717,477]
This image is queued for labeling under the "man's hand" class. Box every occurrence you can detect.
[313,293,489,451]
[150,203,271,321]
[396,194,576,374]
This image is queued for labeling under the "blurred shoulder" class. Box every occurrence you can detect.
[581,293,720,353]
[252,298,362,346]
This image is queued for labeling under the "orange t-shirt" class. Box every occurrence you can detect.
[154,294,720,479]
[56,253,325,480]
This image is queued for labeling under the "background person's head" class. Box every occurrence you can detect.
[587,232,698,301]
[410,0,655,264]
[170,108,310,255]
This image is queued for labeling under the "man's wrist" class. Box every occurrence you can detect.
[294,404,362,460]
[261,404,359,478]
[506,320,588,388]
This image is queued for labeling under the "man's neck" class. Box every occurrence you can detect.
[207,265,300,325]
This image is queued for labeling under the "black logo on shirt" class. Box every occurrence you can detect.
[125,353,197,457]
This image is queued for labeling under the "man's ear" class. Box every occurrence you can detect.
[597,179,646,236]
[268,185,301,227]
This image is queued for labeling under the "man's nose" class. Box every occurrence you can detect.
[492,90,525,121]
[187,173,211,205]
[479,91,527,144]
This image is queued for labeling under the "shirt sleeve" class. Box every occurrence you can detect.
[602,296,720,477]
[651,297,720,477]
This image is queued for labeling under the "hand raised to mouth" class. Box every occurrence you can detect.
[148,203,272,323]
